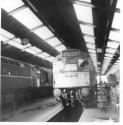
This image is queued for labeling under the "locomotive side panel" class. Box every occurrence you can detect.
[1,62,33,89]
[1,57,53,115]
[47,70,53,86]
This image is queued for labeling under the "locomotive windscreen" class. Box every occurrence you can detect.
[65,58,77,64]
[62,50,79,57]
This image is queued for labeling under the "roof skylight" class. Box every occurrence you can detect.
[73,4,93,24]
[12,7,43,30]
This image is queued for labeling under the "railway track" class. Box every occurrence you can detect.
[48,103,83,122]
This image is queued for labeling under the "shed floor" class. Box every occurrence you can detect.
[1,96,63,122]
[79,105,119,122]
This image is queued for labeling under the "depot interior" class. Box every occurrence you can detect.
[0,0,120,122]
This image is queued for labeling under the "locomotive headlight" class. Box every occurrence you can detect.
[53,89,62,97]
[81,88,89,97]
[53,61,64,72]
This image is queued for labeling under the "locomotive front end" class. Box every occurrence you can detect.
[53,49,96,107]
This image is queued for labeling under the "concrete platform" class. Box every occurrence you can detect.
[79,107,119,122]
[1,96,63,122]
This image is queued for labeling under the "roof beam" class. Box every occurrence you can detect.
[79,21,120,31]
[1,9,59,57]
[73,0,120,12]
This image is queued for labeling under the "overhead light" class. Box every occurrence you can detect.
[6,38,32,50]
[80,24,94,36]
[107,41,119,49]
[86,43,95,49]
[109,30,120,41]
[106,48,116,54]
[97,48,102,53]
[55,44,67,52]
[6,37,43,56]
[33,26,54,40]
[13,38,31,48]
[2,0,24,13]
[73,4,93,24]
[112,12,120,29]
[8,39,25,50]
[46,37,61,47]
[12,7,43,30]
[83,35,95,44]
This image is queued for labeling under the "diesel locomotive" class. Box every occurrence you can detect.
[53,49,97,107]
[1,56,53,114]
